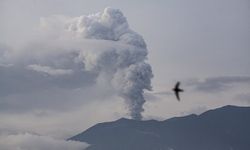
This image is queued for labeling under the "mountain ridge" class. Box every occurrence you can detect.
[69,105,250,150]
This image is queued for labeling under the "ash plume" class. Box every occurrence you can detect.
[1,8,153,120]
[66,7,153,120]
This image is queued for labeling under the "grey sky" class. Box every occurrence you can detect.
[0,0,249,143]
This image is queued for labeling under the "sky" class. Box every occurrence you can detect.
[0,0,250,148]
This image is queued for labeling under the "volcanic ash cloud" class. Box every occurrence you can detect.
[2,8,153,120]
[67,7,154,120]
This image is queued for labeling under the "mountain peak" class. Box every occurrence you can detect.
[116,117,133,122]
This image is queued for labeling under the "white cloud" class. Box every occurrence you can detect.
[186,76,250,93]
[0,133,89,150]
[27,64,73,76]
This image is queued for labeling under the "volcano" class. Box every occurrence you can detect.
[69,105,250,150]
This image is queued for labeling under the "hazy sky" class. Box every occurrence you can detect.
[0,0,249,145]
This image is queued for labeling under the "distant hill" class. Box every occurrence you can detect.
[69,105,250,150]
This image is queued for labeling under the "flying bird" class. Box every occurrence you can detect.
[173,81,184,101]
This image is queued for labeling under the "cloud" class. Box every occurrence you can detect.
[0,133,89,150]
[235,93,250,104]
[0,99,126,139]
[187,76,250,93]
[27,64,73,76]
[0,7,153,120]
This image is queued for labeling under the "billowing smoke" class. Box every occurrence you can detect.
[1,8,153,120]
[67,7,153,120]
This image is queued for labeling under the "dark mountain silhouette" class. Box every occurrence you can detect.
[69,105,250,150]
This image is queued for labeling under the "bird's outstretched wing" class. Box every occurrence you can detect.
[175,81,180,89]
[175,91,180,101]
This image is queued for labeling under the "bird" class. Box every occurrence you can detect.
[173,81,184,101]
